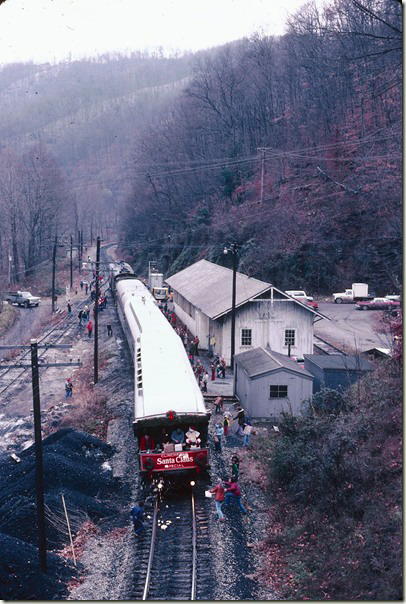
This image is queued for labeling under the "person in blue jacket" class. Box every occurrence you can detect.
[131,501,145,536]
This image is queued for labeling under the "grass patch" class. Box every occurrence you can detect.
[0,304,18,338]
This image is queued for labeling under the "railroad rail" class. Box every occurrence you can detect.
[313,334,347,355]
[131,485,210,601]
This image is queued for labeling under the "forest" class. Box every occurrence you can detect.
[0,0,401,295]
[120,0,402,293]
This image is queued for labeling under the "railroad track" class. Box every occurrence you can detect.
[0,307,84,398]
[131,484,212,601]
[313,334,347,355]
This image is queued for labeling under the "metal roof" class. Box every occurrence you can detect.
[303,354,373,371]
[166,259,327,320]
[234,347,314,379]
[166,259,273,319]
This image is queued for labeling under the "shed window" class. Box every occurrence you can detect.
[270,385,288,398]
[284,329,295,347]
[241,328,252,346]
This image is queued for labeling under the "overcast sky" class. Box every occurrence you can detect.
[0,0,327,65]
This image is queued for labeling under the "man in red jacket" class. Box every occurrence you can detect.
[224,477,247,514]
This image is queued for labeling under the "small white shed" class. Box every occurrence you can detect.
[234,347,314,418]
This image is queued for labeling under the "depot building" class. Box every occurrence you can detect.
[166,259,328,366]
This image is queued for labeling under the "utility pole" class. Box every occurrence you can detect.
[8,250,12,286]
[259,148,265,203]
[223,243,238,371]
[77,230,81,276]
[94,236,101,384]
[231,244,237,371]
[30,339,47,573]
[70,235,73,289]
[51,235,57,313]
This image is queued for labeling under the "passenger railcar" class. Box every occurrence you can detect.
[111,265,210,483]
[108,261,135,299]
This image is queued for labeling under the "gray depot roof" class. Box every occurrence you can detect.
[166,259,326,320]
[234,347,313,379]
[166,259,273,319]
[304,354,373,371]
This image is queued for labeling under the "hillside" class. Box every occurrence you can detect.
[0,52,193,279]
[119,0,402,294]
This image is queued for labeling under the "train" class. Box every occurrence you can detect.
[109,261,210,485]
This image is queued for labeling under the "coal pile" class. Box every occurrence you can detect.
[0,428,128,600]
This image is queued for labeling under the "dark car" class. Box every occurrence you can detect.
[355,298,400,311]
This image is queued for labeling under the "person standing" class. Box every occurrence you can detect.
[233,407,245,435]
[201,371,209,392]
[215,423,224,452]
[223,414,230,438]
[224,478,247,514]
[107,323,113,337]
[243,421,253,447]
[130,501,145,537]
[78,310,83,326]
[87,319,93,338]
[231,455,240,481]
[65,379,72,399]
[194,335,200,355]
[67,301,72,317]
[210,479,225,521]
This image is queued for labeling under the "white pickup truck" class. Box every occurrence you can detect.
[332,283,373,304]
[285,290,314,301]
[4,291,41,308]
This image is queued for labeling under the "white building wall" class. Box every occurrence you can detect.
[221,299,314,365]
[235,366,313,418]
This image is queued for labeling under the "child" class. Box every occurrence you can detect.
[223,414,230,437]
[209,479,225,521]
[231,455,240,481]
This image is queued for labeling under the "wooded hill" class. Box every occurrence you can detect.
[120,0,402,294]
[0,0,401,295]
[0,52,193,280]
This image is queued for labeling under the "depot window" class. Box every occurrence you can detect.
[284,329,295,347]
[270,385,288,398]
[241,328,252,346]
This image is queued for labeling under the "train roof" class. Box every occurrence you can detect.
[116,279,207,422]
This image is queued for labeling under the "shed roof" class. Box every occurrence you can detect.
[234,347,313,379]
[303,354,373,371]
[166,259,326,320]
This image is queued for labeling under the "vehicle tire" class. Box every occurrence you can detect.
[362,305,368,311]
[24,301,29,308]
[335,298,342,304]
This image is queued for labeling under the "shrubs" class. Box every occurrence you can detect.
[267,363,402,600]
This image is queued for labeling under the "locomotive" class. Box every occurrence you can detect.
[109,261,210,484]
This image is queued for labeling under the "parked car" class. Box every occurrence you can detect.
[355,298,400,311]
[285,290,318,309]
[385,294,401,301]
[4,291,41,308]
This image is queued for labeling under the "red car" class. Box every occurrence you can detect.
[355,298,400,311]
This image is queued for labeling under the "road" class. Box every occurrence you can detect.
[315,302,393,353]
